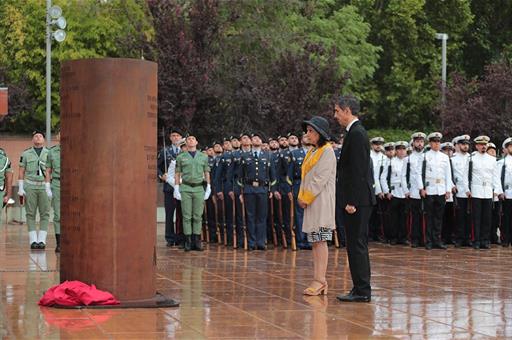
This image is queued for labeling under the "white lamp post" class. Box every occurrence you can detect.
[46,0,67,146]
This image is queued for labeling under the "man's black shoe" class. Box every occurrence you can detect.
[425,244,433,250]
[411,242,419,248]
[390,239,397,245]
[434,243,447,250]
[299,244,312,250]
[166,242,174,247]
[336,292,371,303]
[192,235,203,251]
[473,243,480,250]
[30,242,38,250]
[184,236,192,252]
[38,242,46,250]
[256,245,266,251]
[502,243,510,248]
[480,243,490,249]
[454,242,462,248]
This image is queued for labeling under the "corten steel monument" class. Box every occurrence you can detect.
[59,58,177,307]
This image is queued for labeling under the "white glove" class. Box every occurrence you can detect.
[17,180,25,196]
[45,182,53,199]
[173,185,182,201]
[165,175,175,188]
[204,184,211,200]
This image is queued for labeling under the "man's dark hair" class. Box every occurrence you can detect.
[337,95,360,115]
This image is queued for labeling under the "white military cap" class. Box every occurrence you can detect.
[370,136,385,144]
[427,132,443,141]
[411,132,426,140]
[502,137,512,149]
[486,142,496,150]
[474,135,490,144]
[441,142,454,150]
[383,142,395,149]
[395,141,409,148]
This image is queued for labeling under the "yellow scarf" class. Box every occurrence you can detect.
[301,143,331,180]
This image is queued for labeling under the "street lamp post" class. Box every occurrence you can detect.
[45,0,67,146]
[436,33,448,106]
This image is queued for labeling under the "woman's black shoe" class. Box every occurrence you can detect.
[38,242,46,250]
[30,242,38,250]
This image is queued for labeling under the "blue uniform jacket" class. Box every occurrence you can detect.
[237,150,278,194]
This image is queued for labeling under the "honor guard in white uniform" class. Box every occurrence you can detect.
[402,132,426,247]
[441,142,456,244]
[496,137,512,247]
[486,143,501,244]
[379,142,395,242]
[451,135,472,247]
[381,141,409,244]
[466,136,499,249]
[418,132,453,250]
[369,137,385,241]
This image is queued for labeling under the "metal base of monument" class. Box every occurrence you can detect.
[53,292,179,309]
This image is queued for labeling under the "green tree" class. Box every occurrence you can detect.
[340,0,472,130]
[0,0,152,132]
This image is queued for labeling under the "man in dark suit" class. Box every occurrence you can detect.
[334,95,375,303]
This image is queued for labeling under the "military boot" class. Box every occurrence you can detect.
[184,235,192,252]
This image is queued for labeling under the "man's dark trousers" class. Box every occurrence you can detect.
[343,206,372,296]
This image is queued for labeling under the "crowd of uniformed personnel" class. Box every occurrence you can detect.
[157,128,512,251]
[2,127,511,253]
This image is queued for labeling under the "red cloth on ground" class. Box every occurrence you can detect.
[38,280,120,307]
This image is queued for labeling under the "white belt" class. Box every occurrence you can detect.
[25,179,45,186]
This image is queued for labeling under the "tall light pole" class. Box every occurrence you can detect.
[46,0,67,146]
[436,33,448,106]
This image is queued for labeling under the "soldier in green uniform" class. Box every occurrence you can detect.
[45,129,61,252]
[174,134,211,251]
[18,131,50,250]
[0,148,13,224]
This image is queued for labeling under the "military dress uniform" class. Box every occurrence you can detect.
[209,151,223,242]
[441,142,456,244]
[487,143,501,244]
[19,145,50,249]
[451,135,472,247]
[417,133,453,249]
[238,148,277,250]
[369,137,385,242]
[269,147,285,246]
[231,146,245,248]
[381,142,408,244]
[288,146,311,249]
[175,150,210,251]
[277,145,292,245]
[0,148,13,223]
[379,142,395,242]
[215,148,236,246]
[157,143,181,246]
[45,144,61,252]
[401,132,426,247]
[467,136,499,249]
[496,137,512,246]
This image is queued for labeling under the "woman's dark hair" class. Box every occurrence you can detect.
[316,135,328,147]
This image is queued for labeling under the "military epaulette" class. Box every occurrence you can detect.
[23,147,32,151]
[49,145,58,149]
[0,148,5,156]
